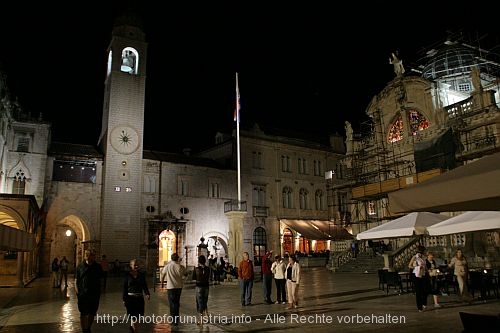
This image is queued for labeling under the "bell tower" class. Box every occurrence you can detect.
[98,12,147,259]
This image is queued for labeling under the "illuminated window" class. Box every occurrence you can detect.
[408,109,429,136]
[368,201,377,215]
[387,113,404,143]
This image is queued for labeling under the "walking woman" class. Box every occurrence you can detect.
[285,254,301,309]
[192,255,210,325]
[123,259,150,332]
[448,248,472,303]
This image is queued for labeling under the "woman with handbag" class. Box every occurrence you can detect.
[426,252,441,308]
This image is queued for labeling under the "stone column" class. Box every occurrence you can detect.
[225,211,247,266]
[16,252,24,287]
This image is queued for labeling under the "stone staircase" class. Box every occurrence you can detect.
[335,252,385,273]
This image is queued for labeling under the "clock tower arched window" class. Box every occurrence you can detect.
[121,47,139,74]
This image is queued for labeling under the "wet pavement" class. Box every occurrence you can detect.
[1,267,499,332]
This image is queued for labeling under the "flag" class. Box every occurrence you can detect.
[234,73,240,122]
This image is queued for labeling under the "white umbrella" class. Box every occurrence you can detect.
[427,211,500,236]
[356,212,449,240]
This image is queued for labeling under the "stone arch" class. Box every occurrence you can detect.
[204,231,228,259]
[0,205,27,230]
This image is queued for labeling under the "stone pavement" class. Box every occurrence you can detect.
[1,267,499,332]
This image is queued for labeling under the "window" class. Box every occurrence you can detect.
[252,151,263,169]
[298,158,307,174]
[338,192,348,213]
[458,83,471,92]
[252,185,266,207]
[387,113,404,143]
[314,160,322,176]
[178,178,189,196]
[143,175,157,193]
[210,182,220,198]
[281,155,291,172]
[121,47,138,74]
[299,188,309,210]
[368,201,377,215]
[12,169,26,194]
[282,186,293,209]
[408,109,429,136]
[315,189,324,210]
[253,227,267,266]
[14,132,32,152]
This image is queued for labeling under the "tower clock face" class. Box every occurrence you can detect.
[110,125,139,154]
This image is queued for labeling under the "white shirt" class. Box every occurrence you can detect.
[164,260,187,289]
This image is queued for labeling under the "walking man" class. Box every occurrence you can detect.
[164,253,187,325]
[75,250,103,333]
[238,251,254,306]
[59,256,69,288]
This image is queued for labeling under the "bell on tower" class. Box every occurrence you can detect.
[121,49,136,73]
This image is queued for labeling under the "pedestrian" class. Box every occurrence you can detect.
[123,258,150,333]
[160,261,168,289]
[238,251,254,306]
[192,254,210,325]
[51,257,60,288]
[59,256,69,288]
[285,254,301,309]
[261,250,274,304]
[271,254,287,304]
[426,252,442,308]
[448,248,473,303]
[351,240,359,258]
[75,250,103,333]
[100,254,110,290]
[164,253,187,326]
[408,245,428,312]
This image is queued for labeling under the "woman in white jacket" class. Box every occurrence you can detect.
[285,255,301,309]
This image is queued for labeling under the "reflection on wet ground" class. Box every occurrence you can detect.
[1,268,500,332]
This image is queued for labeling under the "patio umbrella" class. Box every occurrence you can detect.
[356,212,449,240]
[427,211,500,236]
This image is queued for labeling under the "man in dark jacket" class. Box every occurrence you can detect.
[75,250,102,333]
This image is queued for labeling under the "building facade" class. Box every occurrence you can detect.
[332,33,500,269]
[0,14,346,286]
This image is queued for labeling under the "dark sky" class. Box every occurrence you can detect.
[1,2,499,153]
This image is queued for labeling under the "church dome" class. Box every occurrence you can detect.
[421,42,478,80]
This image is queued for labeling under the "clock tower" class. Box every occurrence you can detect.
[98,13,147,259]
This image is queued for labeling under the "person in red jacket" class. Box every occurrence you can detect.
[238,252,254,306]
[261,251,274,304]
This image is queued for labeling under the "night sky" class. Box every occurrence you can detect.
[1,2,499,153]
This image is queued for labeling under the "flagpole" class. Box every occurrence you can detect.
[235,72,242,209]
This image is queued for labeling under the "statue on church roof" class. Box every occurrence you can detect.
[389,52,405,77]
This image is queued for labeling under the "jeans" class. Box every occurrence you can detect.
[195,286,209,314]
[167,288,183,323]
[262,274,273,302]
[239,279,253,305]
[274,278,286,303]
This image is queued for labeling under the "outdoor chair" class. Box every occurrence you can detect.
[384,271,403,295]
[377,269,387,291]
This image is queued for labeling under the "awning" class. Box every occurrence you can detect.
[283,219,327,239]
[310,220,354,240]
[282,220,353,240]
[388,152,500,213]
[0,224,35,251]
